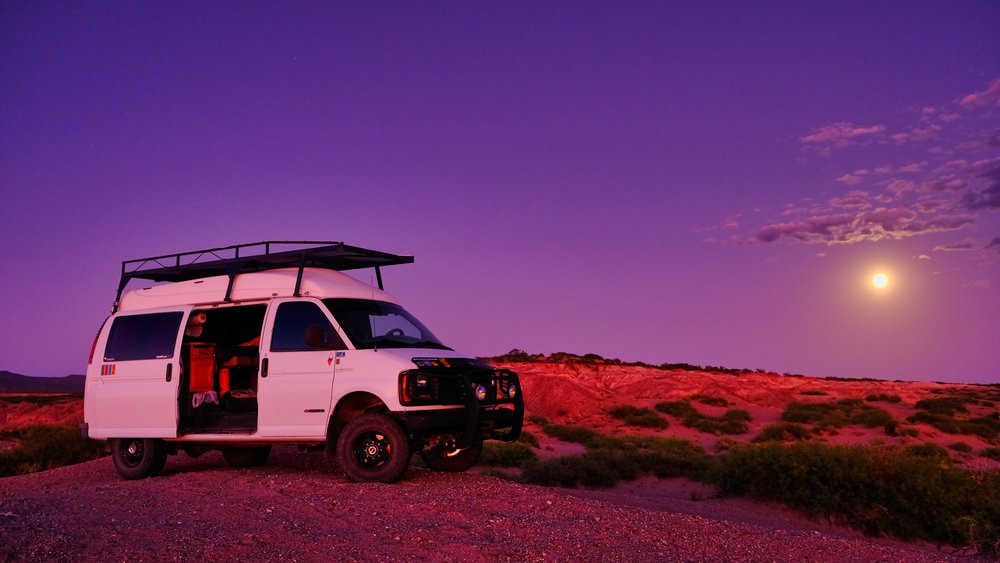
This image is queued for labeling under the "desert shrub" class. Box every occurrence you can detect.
[526,414,549,426]
[481,442,537,467]
[521,455,616,487]
[518,430,540,448]
[653,400,750,435]
[0,393,83,405]
[708,441,1000,552]
[607,405,668,429]
[782,400,895,432]
[948,442,973,454]
[690,394,729,407]
[539,423,602,446]
[866,393,902,403]
[782,402,844,427]
[849,406,895,429]
[690,409,752,435]
[520,431,709,488]
[915,397,968,416]
[753,423,811,443]
[654,400,698,418]
[0,424,106,477]
[799,390,827,396]
[907,411,1000,441]
[981,448,1000,462]
[903,442,951,462]
[898,427,920,437]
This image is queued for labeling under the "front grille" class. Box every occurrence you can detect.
[399,368,518,407]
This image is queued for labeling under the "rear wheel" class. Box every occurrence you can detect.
[336,413,410,483]
[111,438,167,480]
[222,445,271,468]
[420,441,483,473]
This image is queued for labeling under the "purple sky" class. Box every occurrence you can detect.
[2,3,998,383]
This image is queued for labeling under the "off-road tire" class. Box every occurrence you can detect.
[336,412,411,483]
[222,445,272,468]
[111,438,167,480]
[420,440,483,473]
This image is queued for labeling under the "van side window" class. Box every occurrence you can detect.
[104,312,184,361]
[271,301,345,351]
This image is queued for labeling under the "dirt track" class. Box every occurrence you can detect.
[0,447,980,562]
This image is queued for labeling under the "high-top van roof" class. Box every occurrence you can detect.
[118,268,399,312]
[113,241,412,312]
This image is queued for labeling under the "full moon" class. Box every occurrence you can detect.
[873,273,889,288]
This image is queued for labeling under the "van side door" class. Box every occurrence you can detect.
[257,298,346,438]
[87,308,187,438]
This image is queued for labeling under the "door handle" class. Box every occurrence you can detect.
[165,363,173,382]
[261,357,269,378]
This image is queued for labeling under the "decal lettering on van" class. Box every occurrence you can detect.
[101,364,116,376]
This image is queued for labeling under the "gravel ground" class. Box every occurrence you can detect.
[0,447,986,562]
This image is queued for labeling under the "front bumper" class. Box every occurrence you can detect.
[399,368,524,449]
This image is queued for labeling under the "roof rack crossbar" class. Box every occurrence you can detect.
[111,240,414,312]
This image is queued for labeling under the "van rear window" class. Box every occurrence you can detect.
[104,312,184,361]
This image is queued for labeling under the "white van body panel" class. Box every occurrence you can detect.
[84,306,191,439]
[118,268,399,312]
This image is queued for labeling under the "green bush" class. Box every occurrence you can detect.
[607,405,668,429]
[654,400,752,435]
[866,393,901,403]
[781,399,895,432]
[481,442,537,467]
[539,423,602,445]
[708,441,1000,552]
[907,411,1000,441]
[690,394,729,407]
[654,400,698,418]
[520,430,709,488]
[948,442,973,454]
[753,423,811,443]
[0,424,106,477]
[518,430,540,448]
[915,398,968,416]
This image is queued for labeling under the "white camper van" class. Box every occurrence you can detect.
[82,241,523,483]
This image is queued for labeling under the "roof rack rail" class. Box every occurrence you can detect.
[113,241,413,312]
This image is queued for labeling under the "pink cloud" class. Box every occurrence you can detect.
[886,179,916,197]
[958,78,1000,108]
[891,124,941,143]
[749,207,973,245]
[799,122,886,146]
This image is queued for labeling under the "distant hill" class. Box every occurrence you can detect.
[0,371,85,393]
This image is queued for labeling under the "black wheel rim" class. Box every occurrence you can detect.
[352,431,392,469]
[120,439,144,468]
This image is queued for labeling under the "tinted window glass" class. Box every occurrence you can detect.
[104,312,183,361]
[271,301,345,351]
[323,299,449,350]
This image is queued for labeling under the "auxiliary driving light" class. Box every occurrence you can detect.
[473,384,487,401]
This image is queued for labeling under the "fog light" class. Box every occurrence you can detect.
[506,382,517,399]
[473,384,487,401]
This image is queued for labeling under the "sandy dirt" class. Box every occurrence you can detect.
[0,447,985,562]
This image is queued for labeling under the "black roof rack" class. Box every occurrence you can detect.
[114,241,413,311]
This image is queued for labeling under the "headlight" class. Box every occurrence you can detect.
[415,375,430,389]
[473,384,487,401]
[500,380,517,399]
[506,381,517,399]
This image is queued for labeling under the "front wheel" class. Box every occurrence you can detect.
[336,413,410,483]
[111,438,168,480]
[420,441,483,473]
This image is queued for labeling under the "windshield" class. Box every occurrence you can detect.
[323,298,451,350]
